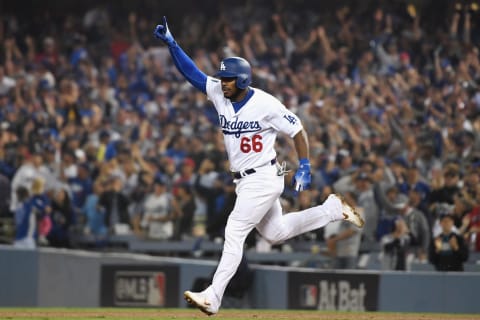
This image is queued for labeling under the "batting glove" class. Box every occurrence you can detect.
[292,158,311,193]
[154,16,177,47]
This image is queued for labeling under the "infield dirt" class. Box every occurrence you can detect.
[0,309,480,320]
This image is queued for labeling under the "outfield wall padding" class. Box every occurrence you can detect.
[1,245,479,313]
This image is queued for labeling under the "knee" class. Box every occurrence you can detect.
[265,238,282,245]
[260,230,286,245]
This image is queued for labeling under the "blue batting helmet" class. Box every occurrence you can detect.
[215,57,252,89]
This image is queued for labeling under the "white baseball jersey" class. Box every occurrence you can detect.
[206,76,303,172]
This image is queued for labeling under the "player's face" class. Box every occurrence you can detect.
[220,77,244,101]
[220,77,237,97]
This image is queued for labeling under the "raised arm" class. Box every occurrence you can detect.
[154,17,207,94]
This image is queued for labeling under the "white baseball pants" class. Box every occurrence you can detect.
[204,164,344,309]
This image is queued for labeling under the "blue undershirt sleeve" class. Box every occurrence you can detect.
[169,45,207,94]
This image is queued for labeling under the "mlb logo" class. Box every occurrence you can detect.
[300,284,318,307]
[113,271,166,307]
[148,272,166,306]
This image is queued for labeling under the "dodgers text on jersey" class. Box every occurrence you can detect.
[219,114,261,138]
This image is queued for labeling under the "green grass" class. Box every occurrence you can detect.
[0,308,479,320]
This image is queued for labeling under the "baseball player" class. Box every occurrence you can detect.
[154,17,364,316]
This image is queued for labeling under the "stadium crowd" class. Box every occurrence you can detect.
[0,0,479,271]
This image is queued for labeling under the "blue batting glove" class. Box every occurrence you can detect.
[154,16,177,47]
[292,158,311,193]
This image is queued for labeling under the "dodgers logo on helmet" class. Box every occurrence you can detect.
[215,57,252,89]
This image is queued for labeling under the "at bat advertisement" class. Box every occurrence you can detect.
[288,271,379,311]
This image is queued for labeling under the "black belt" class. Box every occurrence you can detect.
[232,158,276,179]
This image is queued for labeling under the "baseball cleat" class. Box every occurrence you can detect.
[184,290,217,316]
[336,194,365,228]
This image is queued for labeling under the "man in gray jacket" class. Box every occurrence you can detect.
[393,194,430,264]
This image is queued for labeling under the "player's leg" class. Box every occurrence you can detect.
[185,181,280,314]
[257,194,347,244]
[209,216,254,302]
[185,215,255,315]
